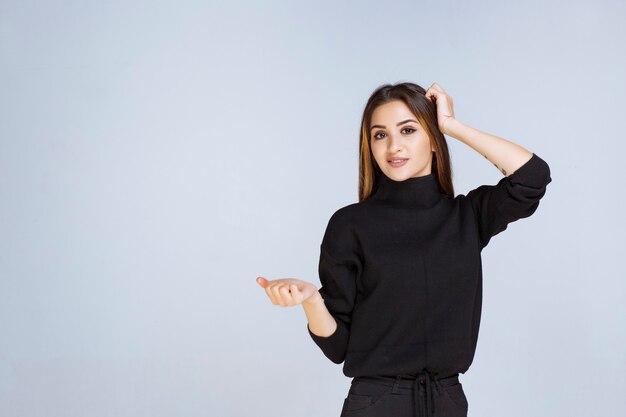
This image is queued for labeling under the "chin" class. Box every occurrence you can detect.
[384,171,408,181]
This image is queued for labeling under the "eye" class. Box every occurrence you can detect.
[372,127,416,140]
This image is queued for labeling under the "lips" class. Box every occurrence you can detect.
[388,158,408,167]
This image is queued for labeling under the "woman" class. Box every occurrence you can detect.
[256,82,552,417]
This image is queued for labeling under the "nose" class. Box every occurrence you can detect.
[387,135,401,152]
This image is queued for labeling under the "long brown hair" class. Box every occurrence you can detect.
[358,82,455,202]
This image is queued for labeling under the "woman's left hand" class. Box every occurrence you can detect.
[425,83,456,135]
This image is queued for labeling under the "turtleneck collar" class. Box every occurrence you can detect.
[372,171,443,208]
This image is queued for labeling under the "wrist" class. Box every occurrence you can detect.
[443,117,461,137]
[303,290,323,307]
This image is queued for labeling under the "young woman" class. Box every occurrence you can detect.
[256,82,552,417]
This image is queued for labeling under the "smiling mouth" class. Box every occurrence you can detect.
[388,158,408,167]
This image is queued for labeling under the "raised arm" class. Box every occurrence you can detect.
[439,116,551,248]
[465,152,551,248]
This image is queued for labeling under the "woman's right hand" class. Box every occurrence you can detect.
[256,276,320,307]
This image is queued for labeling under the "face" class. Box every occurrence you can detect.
[370,100,434,181]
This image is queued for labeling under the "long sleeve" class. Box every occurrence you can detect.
[307,209,362,364]
[465,152,552,249]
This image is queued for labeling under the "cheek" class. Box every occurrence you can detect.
[411,135,432,153]
[370,142,383,159]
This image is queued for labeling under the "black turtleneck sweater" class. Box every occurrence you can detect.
[307,153,552,378]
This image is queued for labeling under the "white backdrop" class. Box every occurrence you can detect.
[1,1,624,416]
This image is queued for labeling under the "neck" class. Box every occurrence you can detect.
[372,171,443,208]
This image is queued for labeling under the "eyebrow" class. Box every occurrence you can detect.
[370,119,418,131]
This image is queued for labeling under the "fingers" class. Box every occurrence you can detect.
[278,285,293,307]
[430,82,445,93]
[265,282,279,305]
[289,284,301,304]
[264,280,299,307]
[425,83,447,101]
[425,88,439,102]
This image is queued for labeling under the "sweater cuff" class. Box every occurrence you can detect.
[307,321,349,364]
[508,153,551,188]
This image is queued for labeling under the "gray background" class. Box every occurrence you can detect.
[1,1,624,416]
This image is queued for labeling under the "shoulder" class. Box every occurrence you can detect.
[321,202,365,258]
[327,202,361,225]
[324,200,375,234]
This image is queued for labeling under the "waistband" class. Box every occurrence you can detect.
[353,370,459,417]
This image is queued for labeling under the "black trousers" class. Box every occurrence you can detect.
[340,371,469,417]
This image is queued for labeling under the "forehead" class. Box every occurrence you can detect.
[371,100,415,122]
